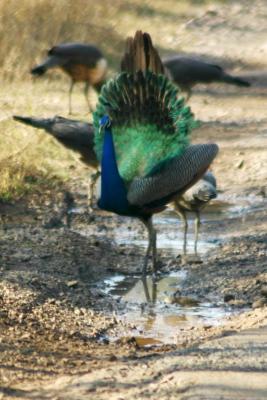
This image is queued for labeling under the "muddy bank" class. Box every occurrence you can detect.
[0,179,267,398]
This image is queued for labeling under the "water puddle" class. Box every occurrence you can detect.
[72,193,266,256]
[111,215,217,255]
[98,271,234,346]
[82,194,263,346]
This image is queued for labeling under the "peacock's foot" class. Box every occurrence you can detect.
[142,258,162,276]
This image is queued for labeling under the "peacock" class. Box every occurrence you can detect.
[173,171,217,257]
[93,31,219,274]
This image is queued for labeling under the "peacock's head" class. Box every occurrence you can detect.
[99,115,111,133]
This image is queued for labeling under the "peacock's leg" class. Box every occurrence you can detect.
[68,79,74,115]
[142,217,157,276]
[182,212,188,255]
[141,275,157,304]
[194,211,200,255]
[142,276,151,302]
[88,169,100,211]
[151,275,157,303]
[173,204,188,255]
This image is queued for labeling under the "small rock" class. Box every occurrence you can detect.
[181,254,203,265]
[252,298,267,309]
[224,294,235,303]
[260,286,267,297]
[221,329,237,337]
[235,159,244,169]
[228,299,247,307]
[203,325,212,330]
[170,296,199,306]
[109,354,117,361]
[66,280,78,288]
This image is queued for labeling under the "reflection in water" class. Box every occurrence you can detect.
[73,193,266,257]
[102,271,233,346]
[86,195,261,346]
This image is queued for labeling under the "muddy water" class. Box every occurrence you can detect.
[73,193,265,254]
[99,272,234,346]
[71,195,263,346]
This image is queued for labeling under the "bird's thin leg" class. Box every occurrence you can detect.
[182,212,188,255]
[142,217,157,276]
[88,169,100,211]
[142,276,151,302]
[151,275,157,303]
[84,82,92,113]
[143,232,152,276]
[69,79,74,115]
[141,275,157,305]
[174,205,188,255]
[194,211,200,255]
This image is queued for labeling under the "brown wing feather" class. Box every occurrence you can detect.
[121,30,164,75]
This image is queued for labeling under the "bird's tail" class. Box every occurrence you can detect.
[121,30,164,75]
[95,30,187,136]
[222,73,251,87]
[13,115,53,129]
[94,31,197,181]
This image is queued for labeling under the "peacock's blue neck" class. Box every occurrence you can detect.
[98,125,130,215]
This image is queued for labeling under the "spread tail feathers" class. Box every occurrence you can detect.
[94,31,197,182]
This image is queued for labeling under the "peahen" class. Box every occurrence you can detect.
[93,31,219,274]
[163,56,250,99]
[13,115,99,209]
[31,43,108,114]
[173,171,217,256]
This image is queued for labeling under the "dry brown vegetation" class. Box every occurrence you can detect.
[0,0,219,79]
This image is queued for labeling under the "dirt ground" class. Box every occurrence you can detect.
[1,1,267,399]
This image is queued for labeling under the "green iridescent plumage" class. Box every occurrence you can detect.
[93,70,197,182]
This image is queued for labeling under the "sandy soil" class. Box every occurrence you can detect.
[1,1,267,399]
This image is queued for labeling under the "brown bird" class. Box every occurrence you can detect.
[31,42,108,114]
[163,56,250,99]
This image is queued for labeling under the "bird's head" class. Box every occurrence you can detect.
[99,115,111,133]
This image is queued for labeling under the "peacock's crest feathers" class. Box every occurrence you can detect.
[94,70,197,182]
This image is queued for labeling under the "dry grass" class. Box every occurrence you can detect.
[0,0,228,79]
[0,0,227,201]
